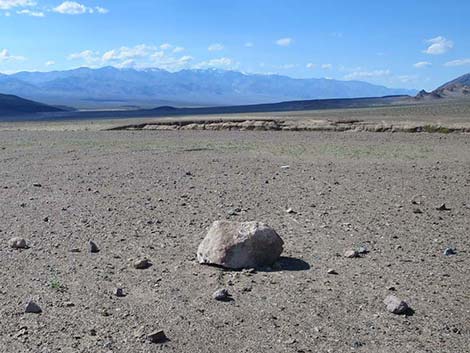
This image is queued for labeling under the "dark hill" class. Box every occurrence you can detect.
[0,93,63,117]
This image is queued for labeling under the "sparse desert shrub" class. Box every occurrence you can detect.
[423,125,451,134]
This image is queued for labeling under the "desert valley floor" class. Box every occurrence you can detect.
[0,125,469,352]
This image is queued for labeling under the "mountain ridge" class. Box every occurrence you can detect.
[416,73,470,100]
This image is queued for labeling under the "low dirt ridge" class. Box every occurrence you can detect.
[108,118,470,133]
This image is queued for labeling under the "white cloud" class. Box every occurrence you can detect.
[208,43,224,52]
[413,61,431,68]
[17,8,43,16]
[194,57,238,69]
[321,63,333,69]
[95,6,108,14]
[68,50,100,64]
[160,43,172,50]
[423,36,453,55]
[330,32,343,38]
[0,0,35,10]
[344,69,391,80]
[53,1,88,14]
[102,44,155,62]
[45,60,55,66]
[245,42,254,48]
[444,58,470,67]
[154,55,193,71]
[0,48,26,62]
[68,44,193,71]
[172,46,184,53]
[53,1,108,15]
[275,64,296,70]
[397,75,418,83]
[276,37,292,47]
[306,63,316,69]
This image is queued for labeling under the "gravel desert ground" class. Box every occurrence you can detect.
[1,121,469,352]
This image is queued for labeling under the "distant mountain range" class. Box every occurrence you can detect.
[1,71,468,122]
[0,93,62,117]
[0,67,416,109]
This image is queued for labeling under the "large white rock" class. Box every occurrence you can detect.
[197,221,284,269]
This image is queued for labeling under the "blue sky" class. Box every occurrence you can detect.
[1,0,469,90]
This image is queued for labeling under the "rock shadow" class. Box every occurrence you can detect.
[403,307,415,317]
[262,257,311,272]
[198,257,311,272]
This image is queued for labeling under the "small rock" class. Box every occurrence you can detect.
[443,248,457,256]
[327,269,338,275]
[212,288,231,301]
[344,250,359,258]
[285,208,296,214]
[43,217,49,222]
[352,341,365,349]
[357,246,369,254]
[32,183,42,187]
[114,288,125,297]
[242,268,256,275]
[88,240,100,253]
[147,330,167,344]
[436,203,451,211]
[64,301,75,307]
[227,209,239,216]
[25,300,42,314]
[133,259,152,269]
[412,208,423,214]
[14,327,28,338]
[384,295,410,315]
[9,237,28,249]
[280,165,290,170]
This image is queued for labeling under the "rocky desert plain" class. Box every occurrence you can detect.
[1,101,469,353]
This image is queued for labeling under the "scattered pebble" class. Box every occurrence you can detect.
[147,330,168,344]
[114,288,125,297]
[384,295,410,315]
[344,250,359,258]
[357,246,369,254]
[228,208,241,216]
[286,208,296,214]
[9,237,28,249]
[327,269,338,275]
[133,259,152,269]
[212,288,231,301]
[436,203,451,211]
[280,165,290,170]
[24,300,42,314]
[88,240,100,253]
[32,183,42,187]
[443,247,457,256]
[242,268,256,275]
[412,208,423,214]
